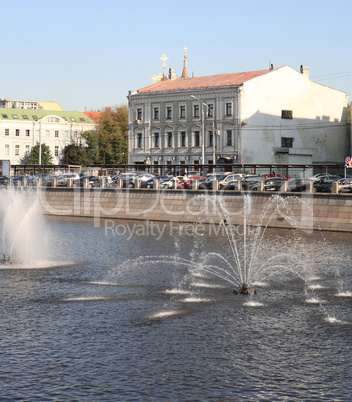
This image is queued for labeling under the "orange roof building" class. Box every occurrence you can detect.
[128,57,348,168]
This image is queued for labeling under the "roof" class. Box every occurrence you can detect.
[137,69,270,94]
[0,108,95,124]
[84,111,103,121]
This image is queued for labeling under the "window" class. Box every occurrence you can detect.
[153,107,159,120]
[32,115,38,121]
[15,145,20,155]
[55,131,59,138]
[225,103,232,116]
[26,129,30,137]
[15,129,20,136]
[207,104,214,117]
[65,131,69,138]
[209,131,213,147]
[226,130,232,146]
[195,131,200,147]
[25,145,30,154]
[5,145,9,156]
[46,130,50,137]
[12,114,18,119]
[137,108,142,120]
[179,105,186,119]
[23,115,29,119]
[137,133,142,148]
[181,131,186,147]
[154,133,160,148]
[55,146,59,157]
[2,114,8,118]
[281,137,294,147]
[166,106,172,119]
[193,104,200,118]
[281,110,293,119]
[5,129,9,136]
[167,132,173,147]
[70,117,76,122]
[80,118,85,122]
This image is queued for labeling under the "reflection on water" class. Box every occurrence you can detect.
[0,215,351,401]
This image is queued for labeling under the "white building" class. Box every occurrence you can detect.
[128,59,348,168]
[0,108,96,165]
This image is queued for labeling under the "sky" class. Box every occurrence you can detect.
[1,0,351,112]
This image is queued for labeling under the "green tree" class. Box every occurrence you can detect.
[95,105,128,164]
[27,142,53,164]
[64,143,92,166]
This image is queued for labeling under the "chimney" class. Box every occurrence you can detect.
[269,62,277,70]
[169,68,177,80]
[300,65,309,77]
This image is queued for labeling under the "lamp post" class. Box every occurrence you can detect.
[38,118,42,165]
[190,95,216,168]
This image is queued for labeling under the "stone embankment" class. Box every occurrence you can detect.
[38,187,352,232]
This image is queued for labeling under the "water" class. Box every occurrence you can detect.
[0,200,351,400]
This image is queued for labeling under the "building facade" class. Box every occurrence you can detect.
[128,62,348,168]
[0,108,96,165]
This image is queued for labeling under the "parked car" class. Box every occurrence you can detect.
[56,173,81,187]
[79,175,97,187]
[313,176,340,192]
[161,176,182,189]
[311,172,336,180]
[262,177,288,191]
[113,173,139,187]
[338,178,352,193]
[125,173,156,188]
[287,178,313,192]
[198,174,228,190]
[183,176,205,189]
[241,175,266,191]
[0,175,9,186]
[11,175,35,186]
[222,180,241,191]
[219,173,246,189]
[141,176,168,188]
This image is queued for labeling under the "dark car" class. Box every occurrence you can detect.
[313,176,340,192]
[198,174,227,190]
[222,180,241,191]
[125,173,156,188]
[79,175,97,187]
[241,175,265,191]
[141,176,168,188]
[287,178,313,192]
[0,175,9,186]
[262,177,288,191]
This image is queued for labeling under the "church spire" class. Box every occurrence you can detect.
[181,46,189,79]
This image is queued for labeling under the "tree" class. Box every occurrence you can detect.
[95,105,128,164]
[64,143,92,166]
[27,142,53,165]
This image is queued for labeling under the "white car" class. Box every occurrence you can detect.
[56,173,81,186]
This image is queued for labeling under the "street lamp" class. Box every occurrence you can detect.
[190,95,216,167]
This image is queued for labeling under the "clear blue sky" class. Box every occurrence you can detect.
[1,0,351,111]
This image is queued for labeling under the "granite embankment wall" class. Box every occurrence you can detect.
[37,188,352,232]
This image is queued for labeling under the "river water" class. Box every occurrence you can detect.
[0,214,351,401]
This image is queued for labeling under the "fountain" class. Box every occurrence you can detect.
[111,193,350,323]
[0,188,50,267]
